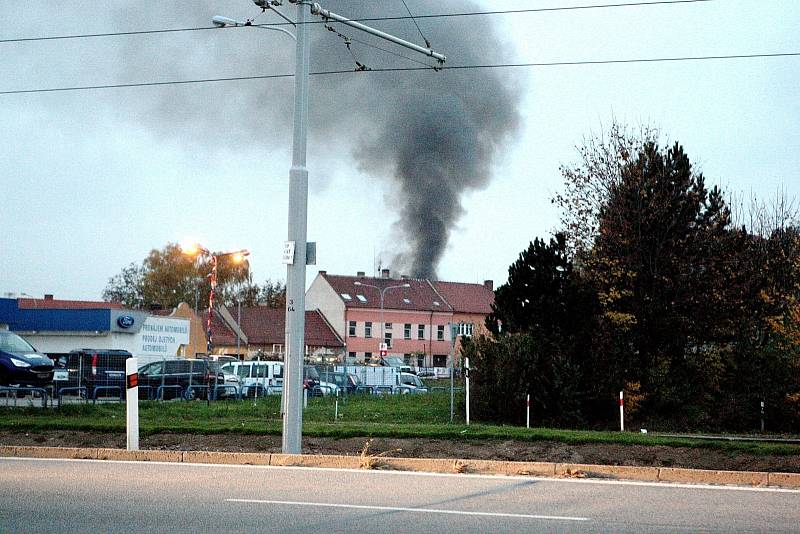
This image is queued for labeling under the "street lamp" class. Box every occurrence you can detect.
[214,0,445,455]
[211,15,297,41]
[353,281,411,359]
[180,243,250,355]
[236,259,252,362]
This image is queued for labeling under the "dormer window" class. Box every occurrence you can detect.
[340,293,352,300]
[356,294,367,303]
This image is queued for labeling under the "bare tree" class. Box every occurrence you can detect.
[553,120,660,258]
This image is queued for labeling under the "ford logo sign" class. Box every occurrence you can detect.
[117,315,135,329]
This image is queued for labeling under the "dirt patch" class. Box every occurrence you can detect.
[3,430,800,473]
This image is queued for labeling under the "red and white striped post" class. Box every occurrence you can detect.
[619,390,624,432]
[526,393,530,429]
[126,358,139,451]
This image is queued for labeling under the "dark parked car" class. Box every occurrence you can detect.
[137,359,226,400]
[0,331,53,388]
[55,349,132,398]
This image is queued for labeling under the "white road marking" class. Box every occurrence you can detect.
[4,457,800,494]
[225,498,590,522]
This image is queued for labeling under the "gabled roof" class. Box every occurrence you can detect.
[320,274,452,313]
[17,298,124,310]
[431,281,494,315]
[208,311,237,347]
[208,307,343,348]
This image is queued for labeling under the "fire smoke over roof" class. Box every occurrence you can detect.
[112,0,522,279]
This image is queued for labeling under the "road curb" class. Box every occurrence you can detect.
[1,445,797,488]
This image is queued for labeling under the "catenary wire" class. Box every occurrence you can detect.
[399,0,431,48]
[0,0,716,44]
[1,51,797,96]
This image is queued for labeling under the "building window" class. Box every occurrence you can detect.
[437,325,445,341]
[365,322,372,338]
[433,354,447,367]
[385,322,392,330]
[417,324,425,340]
[356,294,367,303]
[384,332,392,348]
[348,321,357,337]
[364,352,372,363]
[348,351,356,360]
[404,323,411,339]
[272,344,284,354]
[458,323,474,337]
[340,293,352,301]
[403,353,411,365]
[416,353,425,367]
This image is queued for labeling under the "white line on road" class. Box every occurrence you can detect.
[225,498,590,522]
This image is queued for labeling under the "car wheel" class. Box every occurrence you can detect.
[184,387,198,401]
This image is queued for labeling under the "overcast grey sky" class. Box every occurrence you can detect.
[1,0,798,300]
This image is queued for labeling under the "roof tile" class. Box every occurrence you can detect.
[432,281,495,314]
[208,307,343,348]
[321,274,453,312]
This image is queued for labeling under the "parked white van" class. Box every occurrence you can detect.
[221,361,283,397]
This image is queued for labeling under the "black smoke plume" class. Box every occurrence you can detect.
[112,0,522,278]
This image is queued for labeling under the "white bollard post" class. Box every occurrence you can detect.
[126,358,139,451]
[526,393,530,429]
[303,388,308,409]
[465,357,470,426]
[619,390,624,432]
[335,397,339,421]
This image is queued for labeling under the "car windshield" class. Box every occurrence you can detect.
[0,332,36,353]
[402,375,422,387]
[386,357,405,366]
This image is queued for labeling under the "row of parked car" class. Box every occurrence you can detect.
[0,330,428,399]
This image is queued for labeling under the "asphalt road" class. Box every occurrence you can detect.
[1,458,798,533]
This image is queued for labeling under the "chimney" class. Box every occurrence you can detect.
[401,274,410,280]
[318,270,327,275]
[483,280,493,291]
[381,269,390,279]
[44,294,54,301]
[356,271,365,277]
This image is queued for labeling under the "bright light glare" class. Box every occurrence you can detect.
[180,242,201,256]
[231,250,251,264]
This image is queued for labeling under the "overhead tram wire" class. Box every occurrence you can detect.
[2,51,798,96]
[399,0,431,48]
[0,0,716,44]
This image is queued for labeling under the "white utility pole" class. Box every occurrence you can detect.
[282,0,312,455]
[465,356,470,425]
[217,1,445,455]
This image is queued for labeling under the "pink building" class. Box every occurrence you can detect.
[305,270,494,368]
